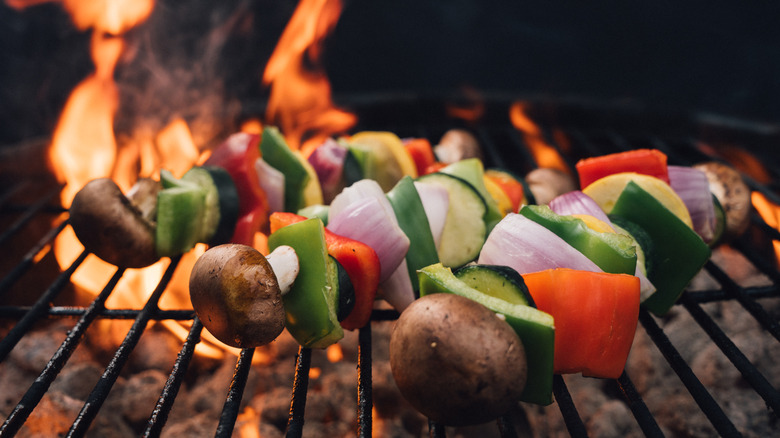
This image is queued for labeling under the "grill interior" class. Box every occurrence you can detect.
[1,98,779,437]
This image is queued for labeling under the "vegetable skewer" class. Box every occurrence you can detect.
[67,126,753,422]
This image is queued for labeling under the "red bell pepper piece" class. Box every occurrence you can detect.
[205,133,270,244]
[270,212,380,330]
[522,268,640,379]
[576,148,669,189]
[403,138,437,176]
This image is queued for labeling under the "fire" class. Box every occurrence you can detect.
[445,87,486,122]
[262,0,356,157]
[509,102,570,174]
[20,0,355,365]
[751,191,780,268]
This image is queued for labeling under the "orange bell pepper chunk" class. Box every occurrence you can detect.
[270,212,380,330]
[522,268,640,379]
[576,148,669,189]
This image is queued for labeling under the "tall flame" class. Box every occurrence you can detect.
[14,0,356,367]
[509,102,570,174]
[10,0,232,360]
[263,0,356,157]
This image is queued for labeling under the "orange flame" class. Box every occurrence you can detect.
[509,102,570,174]
[445,87,485,122]
[23,0,355,364]
[263,0,356,157]
[17,0,228,360]
[751,191,780,268]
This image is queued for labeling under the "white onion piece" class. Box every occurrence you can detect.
[255,158,285,213]
[330,179,396,222]
[548,190,611,224]
[380,259,416,312]
[328,195,410,282]
[478,213,602,274]
[636,265,656,302]
[413,181,450,250]
[308,138,347,202]
[668,165,716,243]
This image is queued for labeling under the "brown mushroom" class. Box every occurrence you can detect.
[189,244,292,349]
[389,293,527,427]
[69,178,160,268]
[434,129,483,164]
[525,167,577,205]
[693,161,751,243]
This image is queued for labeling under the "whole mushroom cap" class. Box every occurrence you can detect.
[189,244,286,349]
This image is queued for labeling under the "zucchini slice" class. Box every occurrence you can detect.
[416,172,486,268]
[454,264,534,307]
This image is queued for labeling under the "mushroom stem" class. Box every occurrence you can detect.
[266,245,299,295]
[126,178,161,224]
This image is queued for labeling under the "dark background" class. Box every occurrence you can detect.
[3,0,780,145]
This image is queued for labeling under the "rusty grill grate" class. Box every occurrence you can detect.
[0,98,779,437]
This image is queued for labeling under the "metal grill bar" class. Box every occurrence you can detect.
[703,257,780,341]
[638,309,741,437]
[0,250,87,363]
[552,375,588,437]
[215,347,255,437]
[286,346,312,438]
[357,325,373,437]
[0,307,195,319]
[0,266,125,436]
[0,186,61,247]
[66,256,181,437]
[143,317,204,437]
[613,372,664,438]
[680,294,780,415]
[0,218,67,295]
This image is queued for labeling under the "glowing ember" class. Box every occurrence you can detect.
[326,343,344,363]
[509,102,570,174]
[263,0,356,157]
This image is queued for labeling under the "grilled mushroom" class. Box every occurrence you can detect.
[434,129,483,164]
[525,167,577,205]
[389,293,527,426]
[189,244,294,348]
[69,178,160,268]
[693,161,751,243]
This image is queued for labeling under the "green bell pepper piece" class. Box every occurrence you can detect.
[260,126,310,212]
[519,204,637,275]
[609,181,711,315]
[268,218,344,348]
[155,175,207,257]
[386,176,440,292]
[419,263,556,406]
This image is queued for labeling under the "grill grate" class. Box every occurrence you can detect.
[1,99,779,437]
